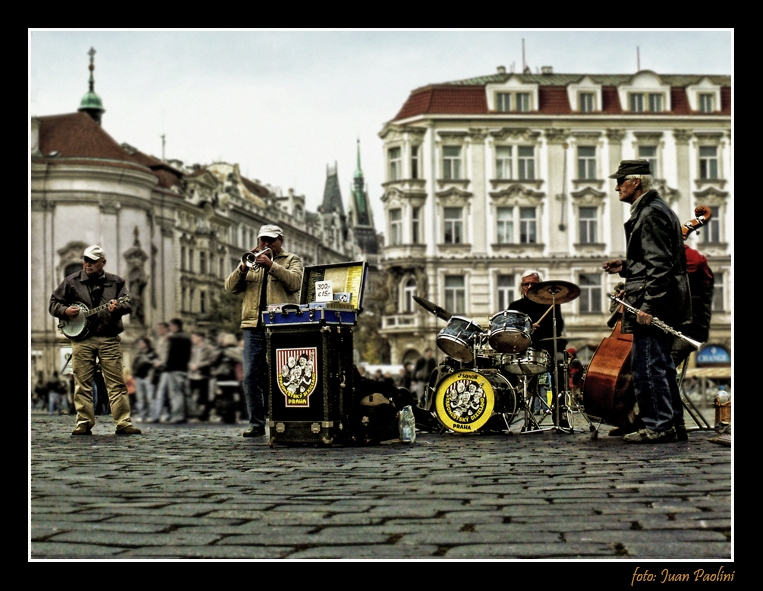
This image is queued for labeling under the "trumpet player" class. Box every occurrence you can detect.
[602,160,691,444]
[225,224,303,438]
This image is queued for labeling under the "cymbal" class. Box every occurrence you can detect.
[412,295,452,321]
[526,280,581,305]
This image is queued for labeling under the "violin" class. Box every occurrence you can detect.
[681,205,712,241]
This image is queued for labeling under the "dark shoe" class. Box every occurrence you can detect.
[623,427,677,443]
[71,423,92,436]
[168,419,187,424]
[676,425,688,441]
[242,425,266,437]
[116,425,142,435]
[607,425,639,437]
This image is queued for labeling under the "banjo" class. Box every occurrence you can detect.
[58,295,130,341]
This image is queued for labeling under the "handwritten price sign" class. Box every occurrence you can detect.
[315,280,333,302]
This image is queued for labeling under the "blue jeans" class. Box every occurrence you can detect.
[631,326,680,432]
[243,328,267,428]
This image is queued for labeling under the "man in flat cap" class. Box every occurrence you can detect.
[49,245,141,435]
[225,224,303,437]
[602,160,691,443]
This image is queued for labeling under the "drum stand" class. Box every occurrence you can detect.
[519,374,554,433]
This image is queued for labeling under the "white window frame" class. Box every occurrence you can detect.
[496,274,515,311]
[517,146,535,180]
[403,277,417,313]
[648,93,663,112]
[579,92,594,112]
[411,145,420,179]
[444,275,466,315]
[495,146,512,179]
[442,146,462,180]
[578,206,598,244]
[699,146,719,179]
[519,207,537,244]
[411,206,421,244]
[638,145,658,178]
[630,93,644,112]
[700,206,721,244]
[496,207,514,244]
[699,93,714,113]
[516,92,531,112]
[443,207,463,244]
[577,146,596,180]
[496,92,511,112]
[389,208,403,245]
[578,273,602,313]
[388,147,401,181]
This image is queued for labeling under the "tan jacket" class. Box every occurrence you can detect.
[224,250,303,329]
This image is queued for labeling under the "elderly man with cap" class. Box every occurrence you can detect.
[225,224,303,437]
[49,245,141,435]
[602,160,691,443]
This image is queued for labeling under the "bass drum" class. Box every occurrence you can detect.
[433,369,517,434]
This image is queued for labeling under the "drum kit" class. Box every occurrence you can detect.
[413,281,595,437]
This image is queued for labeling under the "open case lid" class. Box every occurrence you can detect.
[300,261,368,312]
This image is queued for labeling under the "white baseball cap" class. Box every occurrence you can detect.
[83,245,105,261]
[258,224,283,239]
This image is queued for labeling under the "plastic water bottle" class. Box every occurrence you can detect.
[715,384,730,404]
[399,405,416,444]
[714,384,731,428]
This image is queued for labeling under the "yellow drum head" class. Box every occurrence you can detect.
[434,370,496,433]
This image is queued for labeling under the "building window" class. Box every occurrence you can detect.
[496,207,514,243]
[388,147,401,181]
[412,207,421,244]
[182,287,188,312]
[220,257,225,278]
[712,272,724,312]
[188,249,194,273]
[577,146,596,180]
[518,146,535,180]
[443,207,463,244]
[444,275,466,315]
[403,277,416,313]
[496,146,512,179]
[200,291,207,315]
[516,93,530,112]
[389,208,402,246]
[497,92,511,112]
[442,146,462,180]
[699,93,714,113]
[630,93,644,112]
[579,92,594,112]
[199,251,207,275]
[638,146,658,177]
[411,145,419,179]
[579,274,602,313]
[190,288,195,313]
[648,93,663,112]
[578,206,598,244]
[497,274,515,310]
[181,247,187,271]
[699,146,719,179]
[700,206,721,244]
[519,207,537,244]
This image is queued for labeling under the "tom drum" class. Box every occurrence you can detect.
[488,310,532,353]
[436,316,485,363]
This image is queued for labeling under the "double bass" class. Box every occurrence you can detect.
[582,206,712,428]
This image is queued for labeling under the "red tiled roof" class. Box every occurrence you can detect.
[37,112,139,162]
[721,87,731,115]
[240,175,269,198]
[601,86,622,114]
[393,86,487,121]
[538,86,571,114]
[671,88,691,114]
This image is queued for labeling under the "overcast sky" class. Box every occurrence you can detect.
[29,29,733,227]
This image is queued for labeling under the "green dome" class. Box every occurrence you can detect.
[79,91,104,113]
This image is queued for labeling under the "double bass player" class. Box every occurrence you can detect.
[602,160,691,444]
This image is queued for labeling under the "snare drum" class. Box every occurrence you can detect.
[436,316,485,362]
[503,348,550,376]
[433,369,518,434]
[488,310,532,353]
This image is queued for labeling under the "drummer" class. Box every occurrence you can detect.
[508,270,566,365]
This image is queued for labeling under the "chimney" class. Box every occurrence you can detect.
[541,66,553,75]
[497,65,506,74]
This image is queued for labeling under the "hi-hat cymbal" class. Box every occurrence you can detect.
[412,295,452,321]
[527,280,581,305]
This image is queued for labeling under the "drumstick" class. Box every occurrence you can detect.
[535,305,554,325]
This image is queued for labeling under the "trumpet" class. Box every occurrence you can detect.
[242,247,272,269]
[609,294,703,349]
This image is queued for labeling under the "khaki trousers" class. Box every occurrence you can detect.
[71,336,133,430]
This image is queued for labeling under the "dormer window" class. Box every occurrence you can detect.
[699,93,715,113]
[497,93,511,112]
[516,93,530,112]
[629,92,665,112]
[579,92,594,112]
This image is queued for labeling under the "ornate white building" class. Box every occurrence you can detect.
[378,67,732,366]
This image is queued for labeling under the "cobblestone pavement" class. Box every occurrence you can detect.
[30,412,732,561]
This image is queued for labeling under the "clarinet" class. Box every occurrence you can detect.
[609,294,703,349]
